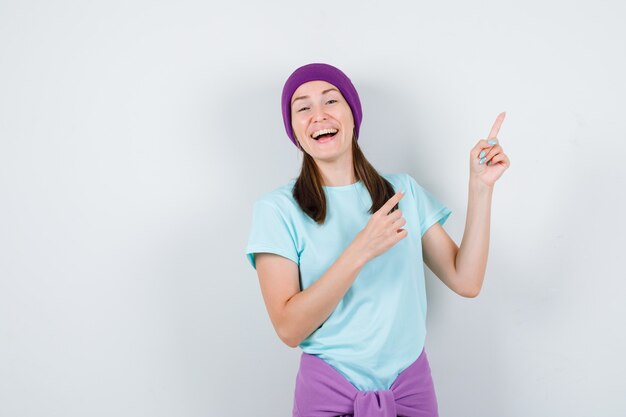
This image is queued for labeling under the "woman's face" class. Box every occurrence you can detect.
[290,80,355,161]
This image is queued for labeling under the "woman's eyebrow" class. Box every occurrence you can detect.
[291,88,339,106]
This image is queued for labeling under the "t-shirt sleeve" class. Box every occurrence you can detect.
[245,199,300,270]
[406,174,452,237]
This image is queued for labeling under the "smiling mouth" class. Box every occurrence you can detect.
[312,131,338,142]
[316,134,335,144]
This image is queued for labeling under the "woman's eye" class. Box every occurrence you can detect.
[297,100,335,112]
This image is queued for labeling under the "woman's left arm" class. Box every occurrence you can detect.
[422,112,511,298]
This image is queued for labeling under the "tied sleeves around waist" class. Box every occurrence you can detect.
[293,348,439,417]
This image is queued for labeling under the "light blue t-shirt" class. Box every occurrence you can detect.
[245,172,452,391]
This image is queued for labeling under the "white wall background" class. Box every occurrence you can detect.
[1,0,624,416]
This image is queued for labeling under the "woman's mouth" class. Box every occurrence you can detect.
[316,134,335,144]
[312,129,338,144]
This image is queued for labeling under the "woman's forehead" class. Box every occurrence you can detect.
[291,80,340,105]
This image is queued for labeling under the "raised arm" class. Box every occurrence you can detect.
[422,112,510,297]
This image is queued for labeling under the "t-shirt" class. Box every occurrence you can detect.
[244,172,452,391]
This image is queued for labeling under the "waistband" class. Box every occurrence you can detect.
[293,347,438,417]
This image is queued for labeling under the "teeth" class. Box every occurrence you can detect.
[312,128,338,139]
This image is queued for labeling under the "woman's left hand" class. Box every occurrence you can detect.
[469,112,511,188]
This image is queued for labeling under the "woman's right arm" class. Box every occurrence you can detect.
[254,190,407,348]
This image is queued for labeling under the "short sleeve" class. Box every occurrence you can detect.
[245,200,300,270]
[406,174,452,237]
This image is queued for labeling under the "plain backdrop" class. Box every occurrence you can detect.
[1,0,625,416]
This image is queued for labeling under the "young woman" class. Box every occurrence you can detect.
[245,63,510,417]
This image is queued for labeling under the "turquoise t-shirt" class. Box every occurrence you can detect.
[245,172,452,391]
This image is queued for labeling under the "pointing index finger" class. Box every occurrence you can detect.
[488,112,506,139]
[380,191,404,215]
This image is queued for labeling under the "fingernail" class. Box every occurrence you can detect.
[479,157,486,164]
[488,139,497,145]
[479,150,486,158]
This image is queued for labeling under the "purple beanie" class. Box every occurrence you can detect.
[281,63,363,148]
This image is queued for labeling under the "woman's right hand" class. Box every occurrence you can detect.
[352,191,407,264]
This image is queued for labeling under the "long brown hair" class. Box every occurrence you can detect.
[292,129,399,225]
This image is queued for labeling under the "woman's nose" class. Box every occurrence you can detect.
[312,106,327,121]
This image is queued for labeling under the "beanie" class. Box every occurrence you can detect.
[281,63,363,148]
